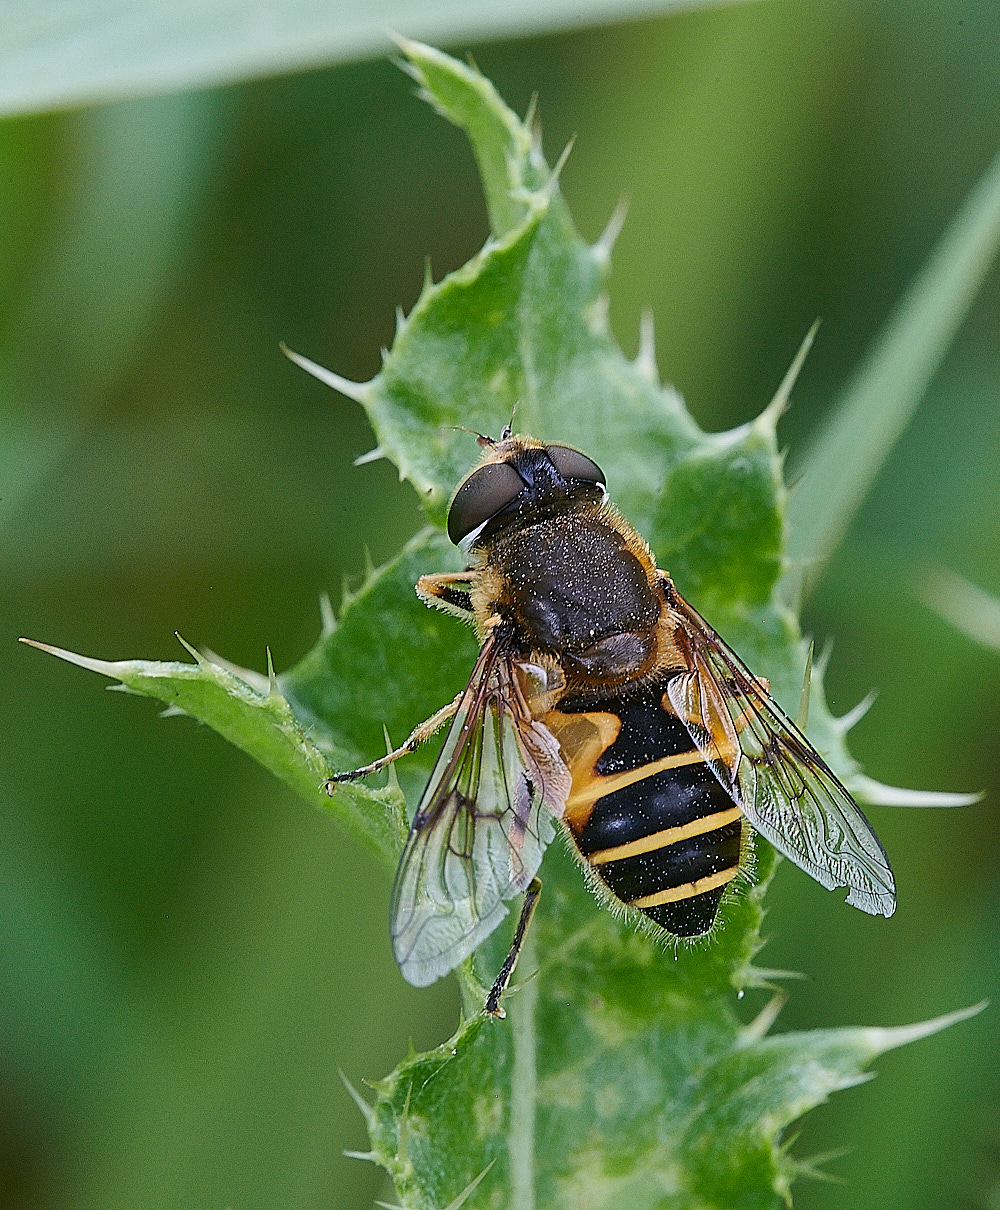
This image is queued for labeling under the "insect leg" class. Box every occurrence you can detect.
[416,572,478,620]
[324,693,461,787]
[485,878,542,1019]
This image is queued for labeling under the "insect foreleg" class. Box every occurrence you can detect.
[416,571,478,620]
[484,878,542,1018]
[324,693,462,788]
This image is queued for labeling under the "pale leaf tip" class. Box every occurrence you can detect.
[852,774,982,808]
[787,1146,849,1186]
[796,639,815,732]
[19,637,123,679]
[319,592,337,636]
[739,989,789,1046]
[381,726,402,794]
[813,634,834,678]
[524,91,539,133]
[836,1071,876,1092]
[199,647,269,694]
[594,196,629,264]
[545,136,575,195]
[281,344,369,403]
[635,309,658,383]
[865,1001,987,1057]
[741,964,807,986]
[834,688,878,734]
[386,31,432,70]
[385,29,412,53]
[339,1069,375,1128]
[756,319,821,434]
[174,632,209,668]
[443,1158,497,1210]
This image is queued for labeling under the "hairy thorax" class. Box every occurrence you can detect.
[475,505,666,688]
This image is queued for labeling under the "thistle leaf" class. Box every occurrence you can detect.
[27,40,984,1210]
[19,623,408,868]
[312,43,980,1209]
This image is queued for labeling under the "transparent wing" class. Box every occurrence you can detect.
[665,589,895,918]
[390,637,571,988]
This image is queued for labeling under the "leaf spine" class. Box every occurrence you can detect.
[280,344,369,402]
[755,319,821,435]
[636,309,658,383]
[594,197,629,266]
[339,1069,375,1127]
[174,632,211,668]
[318,592,337,636]
[834,689,877,734]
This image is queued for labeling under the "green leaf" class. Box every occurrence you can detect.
[920,564,1000,651]
[784,145,1000,598]
[0,0,747,119]
[19,619,408,867]
[28,39,984,1210]
[20,526,480,866]
[281,528,477,805]
[362,841,983,1210]
[321,43,981,1207]
[394,38,543,239]
[286,40,702,541]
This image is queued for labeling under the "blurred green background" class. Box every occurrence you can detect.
[3,0,1000,1206]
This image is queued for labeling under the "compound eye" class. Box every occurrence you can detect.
[546,444,606,488]
[447,460,525,546]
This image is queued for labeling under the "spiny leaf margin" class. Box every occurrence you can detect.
[22,36,983,1210]
[302,40,979,1210]
[20,609,409,868]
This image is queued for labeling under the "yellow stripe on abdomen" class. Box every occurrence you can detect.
[629,865,740,908]
[588,804,743,865]
[565,748,708,819]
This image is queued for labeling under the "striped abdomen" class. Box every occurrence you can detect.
[544,683,743,937]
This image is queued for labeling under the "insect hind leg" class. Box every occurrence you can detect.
[485,878,542,1018]
[324,693,461,788]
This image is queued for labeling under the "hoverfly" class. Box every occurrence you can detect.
[330,430,895,1015]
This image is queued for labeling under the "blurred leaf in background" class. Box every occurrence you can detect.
[3,1,1000,1208]
[0,0,744,115]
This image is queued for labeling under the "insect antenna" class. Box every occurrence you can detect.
[451,424,496,447]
